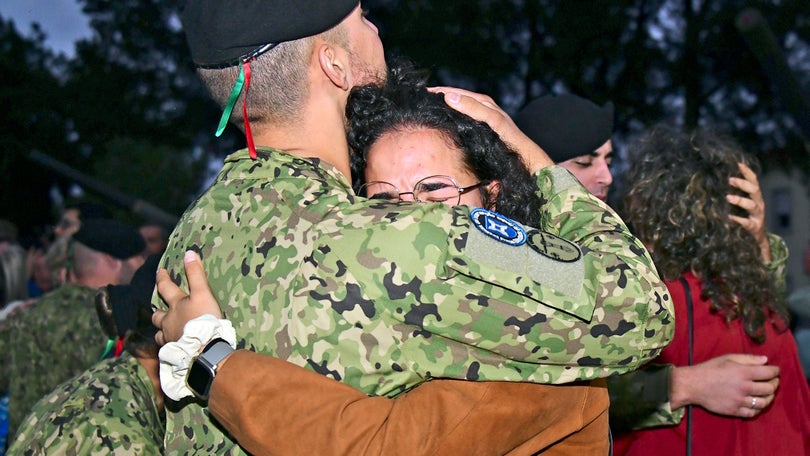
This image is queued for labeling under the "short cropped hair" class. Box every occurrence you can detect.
[197,24,348,129]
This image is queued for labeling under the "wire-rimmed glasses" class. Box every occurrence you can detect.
[358,175,487,206]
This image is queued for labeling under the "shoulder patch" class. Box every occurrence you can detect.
[469,208,527,246]
[461,222,587,304]
[526,229,582,262]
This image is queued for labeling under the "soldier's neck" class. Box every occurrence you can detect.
[251,94,352,183]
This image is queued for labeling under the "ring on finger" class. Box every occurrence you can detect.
[750,397,758,409]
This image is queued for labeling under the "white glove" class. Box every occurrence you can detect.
[158,314,237,401]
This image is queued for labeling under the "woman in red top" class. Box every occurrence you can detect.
[615,126,810,455]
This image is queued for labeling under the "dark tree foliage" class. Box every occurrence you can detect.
[367,0,810,181]
[61,0,233,217]
[0,16,73,237]
[0,1,239,237]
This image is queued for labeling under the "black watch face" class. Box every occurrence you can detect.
[187,361,212,399]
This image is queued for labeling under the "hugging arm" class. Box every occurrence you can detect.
[154,252,610,455]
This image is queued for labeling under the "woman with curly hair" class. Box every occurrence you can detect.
[615,126,810,455]
[347,60,543,227]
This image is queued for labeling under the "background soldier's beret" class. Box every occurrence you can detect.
[514,94,615,163]
[182,0,359,67]
[73,219,145,260]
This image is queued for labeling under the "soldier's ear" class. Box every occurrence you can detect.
[316,40,350,91]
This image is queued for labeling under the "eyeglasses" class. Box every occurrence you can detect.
[358,175,488,206]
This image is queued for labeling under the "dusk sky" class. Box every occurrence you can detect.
[0,0,91,56]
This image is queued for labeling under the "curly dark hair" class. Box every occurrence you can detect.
[621,125,788,342]
[346,60,543,227]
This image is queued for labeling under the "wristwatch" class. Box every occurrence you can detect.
[186,338,235,401]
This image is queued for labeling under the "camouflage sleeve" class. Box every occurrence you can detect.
[329,165,674,384]
[437,166,673,377]
[764,233,788,297]
[7,355,164,456]
[534,166,674,368]
[5,286,108,439]
[607,364,685,433]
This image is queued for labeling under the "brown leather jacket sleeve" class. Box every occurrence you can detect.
[208,350,609,455]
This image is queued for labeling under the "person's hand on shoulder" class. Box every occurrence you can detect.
[429,86,553,173]
[670,353,779,418]
[152,250,223,346]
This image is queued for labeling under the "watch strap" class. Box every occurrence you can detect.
[187,338,235,400]
[200,338,235,369]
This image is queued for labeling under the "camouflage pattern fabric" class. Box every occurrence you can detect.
[154,148,674,454]
[7,353,163,455]
[608,363,677,435]
[765,234,789,300]
[0,283,107,439]
[611,233,790,430]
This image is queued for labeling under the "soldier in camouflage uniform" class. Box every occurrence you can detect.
[8,255,164,455]
[7,352,163,456]
[153,1,673,453]
[0,219,144,440]
[153,66,618,454]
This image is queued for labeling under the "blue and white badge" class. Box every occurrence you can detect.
[469,208,527,246]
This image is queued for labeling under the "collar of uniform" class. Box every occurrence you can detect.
[223,147,354,193]
[55,282,98,295]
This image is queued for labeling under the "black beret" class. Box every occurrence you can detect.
[73,219,145,260]
[182,0,359,67]
[66,201,111,220]
[514,94,615,163]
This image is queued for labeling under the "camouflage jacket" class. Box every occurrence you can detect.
[608,233,789,431]
[7,353,164,455]
[155,148,673,454]
[0,283,107,439]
